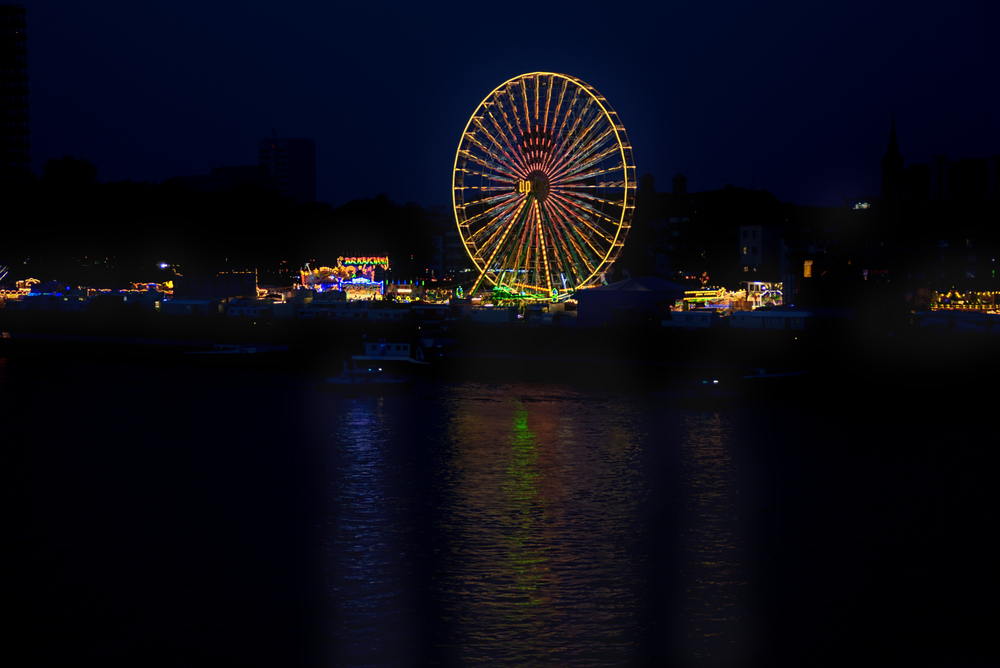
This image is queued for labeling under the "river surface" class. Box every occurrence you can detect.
[2,354,995,667]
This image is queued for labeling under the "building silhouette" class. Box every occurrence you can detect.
[627,118,996,310]
[258,137,316,203]
[167,165,276,194]
[1,3,29,189]
[424,204,466,281]
[881,116,904,216]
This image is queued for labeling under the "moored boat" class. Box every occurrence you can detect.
[321,361,412,393]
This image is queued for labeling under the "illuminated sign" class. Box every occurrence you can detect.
[301,256,391,291]
[341,256,390,267]
[684,288,725,302]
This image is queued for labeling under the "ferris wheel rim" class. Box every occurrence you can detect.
[452,72,635,298]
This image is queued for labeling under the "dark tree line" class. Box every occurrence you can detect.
[3,157,439,287]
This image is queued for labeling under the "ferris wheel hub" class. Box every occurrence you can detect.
[516,171,550,201]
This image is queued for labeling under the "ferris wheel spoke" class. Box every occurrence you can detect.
[478,110,531,176]
[463,139,525,180]
[459,166,518,184]
[469,200,527,252]
[555,161,626,184]
[546,86,584,166]
[561,94,598,140]
[488,208,538,291]
[551,137,620,182]
[462,195,522,230]
[551,188,626,212]
[529,200,553,292]
[507,199,549,293]
[537,202,582,287]
[502,86,530,152]
[544,197,607,269]
[553,187,625,218]
[459,191,520,214]
[548,192,620,244]
[549,77,570,138]
[545,211,616,273]
[554,99,601,160]
[559,182,627,190]
[466,185,523,193]
[455,179,520,196]
[560,124,616,166]
[544,117,608,177]
[468,205,521,247]
[549,119,617,175]
[545,185,611,270]
[532,74,542,122]
[550,108,609,168]
[519,78,532,128]
[541,74,555,135]
[473,196,530,269]
[493,92,532,172]
[550,223,599,282]
[458,149,523,181]
[468,121,528,178]
[462,204,521,244]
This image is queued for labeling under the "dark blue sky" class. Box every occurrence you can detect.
[24,0,1000,208]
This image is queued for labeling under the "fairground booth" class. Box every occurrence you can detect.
[300,256,389,299]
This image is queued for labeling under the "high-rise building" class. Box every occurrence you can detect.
[258,137,316,203]
[881,117,904,214]
[1,3,29,189]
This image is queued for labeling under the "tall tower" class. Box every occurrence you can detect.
[881,116,904,213]
[258,137,316,203]
[1,3,29,189]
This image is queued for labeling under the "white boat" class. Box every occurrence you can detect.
[352,339,431,367]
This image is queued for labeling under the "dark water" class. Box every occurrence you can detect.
[2,355,996,667]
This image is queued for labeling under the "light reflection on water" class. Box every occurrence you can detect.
[5,357,994,666]
[675,412,747,665]
[435,385,647,665]
[319,382,754,666]
[324,396,420,667]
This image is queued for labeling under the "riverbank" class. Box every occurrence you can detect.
[2,308,995,401]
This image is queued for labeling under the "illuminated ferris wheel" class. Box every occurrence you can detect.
[452,72,636,300]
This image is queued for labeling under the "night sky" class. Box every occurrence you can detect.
[24,0,1000,209]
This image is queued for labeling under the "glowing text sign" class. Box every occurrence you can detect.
[341,256,390,268]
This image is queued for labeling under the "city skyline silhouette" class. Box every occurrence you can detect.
[14,0,1000,208]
